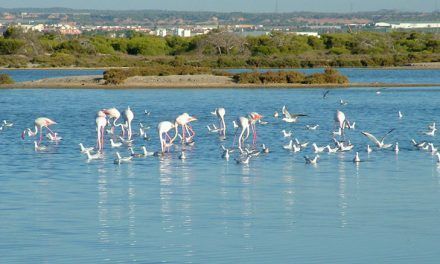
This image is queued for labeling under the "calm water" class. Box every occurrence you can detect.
[1,70,440,263]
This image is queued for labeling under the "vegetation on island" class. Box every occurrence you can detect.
[0,26,439,69]
[103,66,348,85]
[0,73,14,84]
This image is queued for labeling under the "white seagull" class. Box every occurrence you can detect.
[361,129,395,149]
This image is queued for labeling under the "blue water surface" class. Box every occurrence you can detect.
[1,70,440,263]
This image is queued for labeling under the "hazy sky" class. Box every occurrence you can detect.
[0,0,439,12]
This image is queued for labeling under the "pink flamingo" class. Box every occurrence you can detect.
[96,110,107,152]
[22,117,57,145]
[157,121,178,153]
[175,113,197,144]
[123,106,134,140]
[248,112,263,145]
[103,107,124,135]
[214,108,226,137]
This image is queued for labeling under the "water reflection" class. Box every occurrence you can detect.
[338,156,347,228]
[97,165,110,260]
[159,157,174,233]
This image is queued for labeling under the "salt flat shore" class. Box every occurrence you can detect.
[1,74,440,89]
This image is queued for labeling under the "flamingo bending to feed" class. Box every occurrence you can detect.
[175,113,197,144]
[103,107,124,135]
[22,117,57,145]
[123,107,134,140]
[248,112,263,145]
[96,111,107,152]
[157,121,178,153]
[334,110,351,137]
[235,116,250,152]
[214,108,226,137]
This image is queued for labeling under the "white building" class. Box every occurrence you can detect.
[293,32,320,37]
[156,28,167,37]
[175,28,191,37]
[391,23,440,29]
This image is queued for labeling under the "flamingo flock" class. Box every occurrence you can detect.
[14,97,440,167]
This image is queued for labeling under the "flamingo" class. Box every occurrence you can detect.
[235,116,250,152]
[175,113,197,144]
[103,108,124,135]
[334,110,349,137]
[157,121,178,153]
[96,110,107,152]
[123,106,134,140]
[248,112,263,145]
[22,117,57,145]
[214,108,226,137]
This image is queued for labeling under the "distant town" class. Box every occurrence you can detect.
[0,8,439,38]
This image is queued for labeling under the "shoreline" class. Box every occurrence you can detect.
[1,63,440,71]
[1,74,439,89]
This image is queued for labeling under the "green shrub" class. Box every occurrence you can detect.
[0,73,14,84]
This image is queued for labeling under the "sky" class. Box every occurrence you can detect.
[0,0,438,13]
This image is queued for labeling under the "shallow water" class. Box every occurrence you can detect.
[1,71,440,263]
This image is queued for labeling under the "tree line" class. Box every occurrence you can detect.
[0,27,439,68]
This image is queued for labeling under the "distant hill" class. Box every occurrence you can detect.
[0,7,438,26]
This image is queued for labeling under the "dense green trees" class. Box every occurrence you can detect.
[0,26,439,68]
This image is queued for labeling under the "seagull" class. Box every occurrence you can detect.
[144,110,151,116]
[376,88,385,95]
[129,147,145,158]
[281,105,307,123]
[367,145,373,154]
[179,151,186,160]
[326,145,338,153]
[273,111,279,118]
[114,152,132,164]
[235,155,251,165]
[394,142,399,154]
[47,133,62,141]
[345,121,356,130]
[118,136,133,146]
[361,129,395,149]
[338,141,354,152]
[411,139,427,149]
[292,143,301,153]
[79,143,94,153]
[110,139,122,148]
[305,124,319,130]
[332,128,342,137]
[312,143,326,153]
[353,152,360,163]
[304,155,319,165]
[398,111,403,119]
[232,120,239,129]
[207,124,221,133]
[2,120,13,127]
[34,141,48,151]
[283,140,294,151]
[281,129,292,138]
[142,146,155,156]
[261,144,270,154]
[294,138,309,149]
[423,128,436,137]
[323,90,330,99]
[340,99,348,106]
[429,143,438,155]
[429,122,436,131]
[222,148,230,160]
[85,149,103,160]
